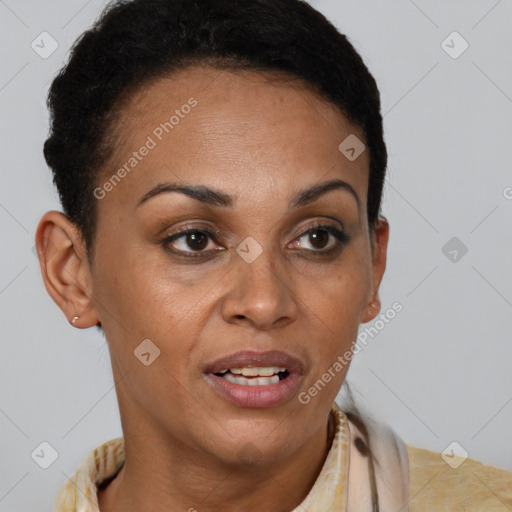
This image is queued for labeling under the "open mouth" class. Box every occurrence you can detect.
[215,367,290,386]
[205,350,304,407]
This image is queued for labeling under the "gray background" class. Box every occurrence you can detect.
[1,0,511,510]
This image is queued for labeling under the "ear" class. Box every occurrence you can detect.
[361,215,389,323]
[35,211,99,328]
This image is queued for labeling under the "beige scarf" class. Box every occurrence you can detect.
[292,402,409,511]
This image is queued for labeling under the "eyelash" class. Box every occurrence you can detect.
[160,222,350,259]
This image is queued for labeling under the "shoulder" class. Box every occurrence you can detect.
[407,444,512,511]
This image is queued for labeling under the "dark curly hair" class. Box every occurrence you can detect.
[44,0,387,250]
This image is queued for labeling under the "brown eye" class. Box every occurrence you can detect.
[186,230,208,250]
[290,225,347,253]
[309,229,330,249]
[162,228,222,255]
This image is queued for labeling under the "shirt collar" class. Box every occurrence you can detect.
[54,403,350,512]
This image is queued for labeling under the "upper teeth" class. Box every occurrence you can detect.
[219,366,286,376]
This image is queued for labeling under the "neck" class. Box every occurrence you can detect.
[98,411,336,512]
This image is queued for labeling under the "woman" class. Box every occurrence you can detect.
[35,0,512,510]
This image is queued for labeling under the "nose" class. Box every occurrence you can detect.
[220,247,298,330]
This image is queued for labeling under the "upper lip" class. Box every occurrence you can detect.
[204,350,305,375]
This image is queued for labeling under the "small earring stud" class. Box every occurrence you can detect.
[71,316,79,324]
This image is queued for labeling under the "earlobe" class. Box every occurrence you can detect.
[361,298,381,324]
[35,211,99,328]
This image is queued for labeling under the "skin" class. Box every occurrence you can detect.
[36,66,389,512]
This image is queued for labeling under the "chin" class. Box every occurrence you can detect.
[212,438,292,468]
[200,416,306,467]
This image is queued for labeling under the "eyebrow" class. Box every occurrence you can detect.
[137,182,232,208]
[137,178,360,210]
[290,179,360,209]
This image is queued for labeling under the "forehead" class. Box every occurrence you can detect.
[99,66,370,209]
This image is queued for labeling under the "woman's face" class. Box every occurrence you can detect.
[68,67,388,465]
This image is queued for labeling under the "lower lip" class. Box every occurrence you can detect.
[205,373,302,408]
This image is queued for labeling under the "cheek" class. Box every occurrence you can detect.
[92,250,205,416]
[91,242,225,388]
[322,270,370,326]
[295,269,368,407]
[295,253,372,365]
[301,255,371,325]
[92,240,208,335]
